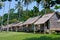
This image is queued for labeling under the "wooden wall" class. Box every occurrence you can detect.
[49,14,60,30]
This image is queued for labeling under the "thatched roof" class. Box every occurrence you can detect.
[2,22,23,28]
[5,24,15,28]
[34,13,55,25]
[5,22,23,28]
[12,22,23,27]
[2,26,7,29]
[23,16,40,25]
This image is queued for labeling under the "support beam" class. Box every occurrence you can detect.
[44,23,46,34]
[16,27,18,32]
[26,25,28,32]
[34,25,36,34]
[38,24,41,33]
[7,25,9,32]
[11,27,12,31]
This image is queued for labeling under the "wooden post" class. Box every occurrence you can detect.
[34,25,36,34]
[38,25,41,33]
[11,27,12,32]
[16,27,18,32]
[7,25,9,32]
[44,23,46,34]
[21,26,24,31]
[26,25,28,32]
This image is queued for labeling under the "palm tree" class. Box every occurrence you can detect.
[2,1,6,32]
[15,0,23,21]
[7,0,12,32]
[0,0,6,32]
[42,0,46,14]
[35,0,48,14]
[23,0,34,16]
[35,0,41,15]
[0,1,3,32]
[7,0,18,32]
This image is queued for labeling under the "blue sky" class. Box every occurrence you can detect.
[0,0,60,16]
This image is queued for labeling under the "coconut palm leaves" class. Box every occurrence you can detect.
[23,0,34,15]
[15,0,23,21]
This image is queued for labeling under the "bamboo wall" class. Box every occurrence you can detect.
[49,14,60,30]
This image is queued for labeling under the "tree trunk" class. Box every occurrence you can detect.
[26,4,28,16]
[18,1,22,21]
[44,0,46,14]
[7,2,11,32]
[37,4,39,16]
[1,2,5,32]
[44,8,46,14]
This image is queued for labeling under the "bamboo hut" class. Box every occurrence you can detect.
[2,26,7,31]
[10,22,23,32]
[34,12,60,33]
[2,22,23,32]
[23,16,40,32]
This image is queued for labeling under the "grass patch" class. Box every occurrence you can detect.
[0,32,60,40]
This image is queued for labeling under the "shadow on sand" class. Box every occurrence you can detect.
[23,36,60,40]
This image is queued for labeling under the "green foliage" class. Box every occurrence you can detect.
[1,0,7,2]
[0,16,2,26]
[9,9,15,13]
[0,3,2,9]
[54,5,60,10]
[9,19,18,24]
[36,0,41,3]
[33,6,39,13]
[23,0,33,5]
[40,8,54,15]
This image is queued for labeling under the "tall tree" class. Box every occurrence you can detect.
[35,0,60,14]
[35,0,41,15]
[7,0,18,32]
[23,0,34,16]
[0,2,2,9]
[15,0,23,21]
[0,0,6,32]
[6,0,12,32]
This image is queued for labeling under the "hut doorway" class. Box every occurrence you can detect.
[40,24,44,33]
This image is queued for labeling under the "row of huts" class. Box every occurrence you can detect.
[1,12,60,33]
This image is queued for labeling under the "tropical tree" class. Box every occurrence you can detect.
[0,16,1,26]
[15,0,23,21]
[35,0,41,15]
[6,0,18,32]
[0,2,2,9]
[23,0,34,16]
[0,0,7,32]
[54,5,60,10]
[6,0,12,32]
[35,0,60,14]
[33,6,39,16]
[9,9,15,13]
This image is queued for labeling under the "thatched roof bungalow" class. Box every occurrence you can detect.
[23,16,40,32]
[34,12,60,33]
[11,22,23,32]
[2,22,23,32]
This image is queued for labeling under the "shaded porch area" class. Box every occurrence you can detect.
[35,20,50,33]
